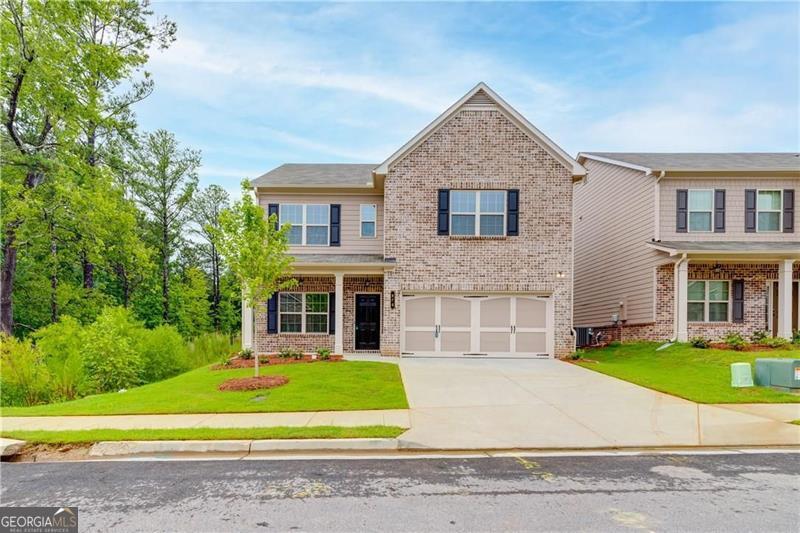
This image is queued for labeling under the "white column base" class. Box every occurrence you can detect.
[676,258,689,342]
[777,259,794,340]
[335,273,344,354]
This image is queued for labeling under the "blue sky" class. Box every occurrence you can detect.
[136,1,800,196]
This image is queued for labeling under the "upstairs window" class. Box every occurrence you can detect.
[688,190,713,232]
[687,280,729,322]
[450,190,506,236]
[757,190,782,232]
[360,204,376,238]
[280,204,330,246]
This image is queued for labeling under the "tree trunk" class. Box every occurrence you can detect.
[161,224,169,322]
[211,247,220,331]
[115,264,130,307]
[82,253,94,289]
[0,230,17,335]
[49,219,58,323]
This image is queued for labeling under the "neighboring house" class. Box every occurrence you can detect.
[242,83,586,358]
[573,153,800,343]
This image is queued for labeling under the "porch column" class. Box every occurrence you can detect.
[334,273,344,354]
[777,259,794,340]
[676,258,689,342]
[241,297,253,349]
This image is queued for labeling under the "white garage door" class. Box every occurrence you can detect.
[401,294,553,358]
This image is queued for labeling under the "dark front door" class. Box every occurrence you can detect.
[355,294,380,350]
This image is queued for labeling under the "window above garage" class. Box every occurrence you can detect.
[450,190,506,236]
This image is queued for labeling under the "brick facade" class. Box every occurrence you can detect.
[598,262,800,342]
[383,109,575,357]
[253,275,384,354]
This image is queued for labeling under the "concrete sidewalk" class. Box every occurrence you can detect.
[0,409,411,432]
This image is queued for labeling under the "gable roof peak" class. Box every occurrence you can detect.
[374,82,585,178]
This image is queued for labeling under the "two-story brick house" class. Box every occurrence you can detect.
[574,153,799,343]
[242,83,586,358]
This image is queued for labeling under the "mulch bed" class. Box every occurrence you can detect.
[212,354,343,370]
[708,342,785,352]
[218,375,289,392]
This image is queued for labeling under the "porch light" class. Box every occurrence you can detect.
[556,271,566,279]
[713,263,723,274]
[390,291,396,309]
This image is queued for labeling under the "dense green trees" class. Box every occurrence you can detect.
[1,1,241,340]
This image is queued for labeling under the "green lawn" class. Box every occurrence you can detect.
[575,342,800,404]
[0,361,408,416]
[1,426,406,444]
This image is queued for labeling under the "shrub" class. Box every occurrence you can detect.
[239,348,254,360]
[137,325,189,382]
[793,330,800,345]
[33,316,88,401]
[723,331,748,351]
[569,350,583,360]
[186,332,239,368]
[278,347,303,359]
[760,336,790,349]
[316,347,331,360]
[750,330,770,344]
[82,307,145,392]
[0,335,50,406]
[689,336,710,349]
[608,340,621,347]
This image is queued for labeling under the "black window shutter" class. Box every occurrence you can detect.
[676,189,688,233]
[732,280,744,323]
[328,292,335,334]
[267,293,279,334]
[330,204,341,246]
[744,189,756,233]
[437,189,450,235]
[507,189,519,236]
[268,204,279,231]
[783,189,795,233]
[713,189,726,233]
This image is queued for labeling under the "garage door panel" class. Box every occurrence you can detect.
[405,297,435,327]
[516,298,547,329]
[480,298,511,327]
[441,331,471,352]
[441,297,471,327]
[405,331,435,352]
[480,331,511,353]
[515,332,548,354]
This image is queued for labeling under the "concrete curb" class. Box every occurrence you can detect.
[0,438,26,458]
[88,438,399,457]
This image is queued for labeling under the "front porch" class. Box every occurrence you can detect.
[242,254,394,355]
[650,242,800,342]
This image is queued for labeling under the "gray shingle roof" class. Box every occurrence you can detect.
[584,153,800,172]
[293,254,390,264]
[651,241,800,253]
[251,164,377,187]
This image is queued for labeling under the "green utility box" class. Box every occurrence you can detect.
[754,358,800,390]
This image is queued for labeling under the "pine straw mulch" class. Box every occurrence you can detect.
[217,375,289,392]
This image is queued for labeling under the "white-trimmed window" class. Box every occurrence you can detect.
[687,190,713,232]
[757,190,782,232]
[280,204,329,245]
[279,293,329,333]
[360,204,376,238]
[687,280,729,322]
[450,190,506,236]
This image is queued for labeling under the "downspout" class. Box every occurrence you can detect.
[672,253,687,342]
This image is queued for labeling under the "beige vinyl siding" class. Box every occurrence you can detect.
[257,193,384,255]
[574,159,663,327]
[660,177,799,241]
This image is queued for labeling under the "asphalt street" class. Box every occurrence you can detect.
[1,452,798,532]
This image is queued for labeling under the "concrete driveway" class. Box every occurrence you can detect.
[397,357,800,450]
